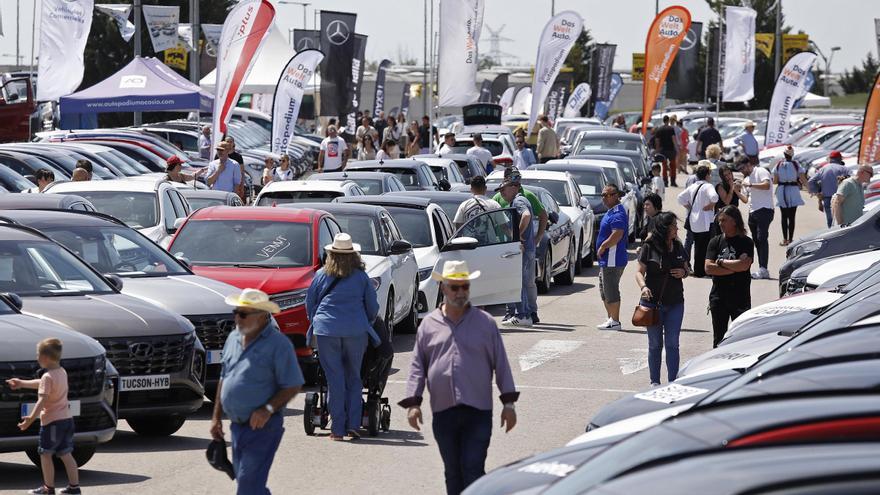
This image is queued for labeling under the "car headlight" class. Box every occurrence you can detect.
[418,268,433,282]
[371,277,382,290]
[785,277,807,295]
[270,289,307,311]
[794,240,824,257]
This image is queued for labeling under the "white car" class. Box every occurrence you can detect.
[444,136,516,170]
[255,179,365,206]
[416,157,468,188]
[787,249,880,294]
[46,178,191,248]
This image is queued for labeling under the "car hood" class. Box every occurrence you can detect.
[191,265,315,295]
[121,274,240,316]
[22,293,193,339]
[679,331,790,379]
[570,404,695,446]
[788,225,845,252]
[807,250,880,286]
[724,290,842,344]
[0,313,105,361]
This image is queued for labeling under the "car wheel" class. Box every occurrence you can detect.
[536,249,551,294]
[126,414,187,436]
[395,281,419,334]
[26,444,96,469]
[556,241,576,286]
[383,290,395,341]
[574,235,583,275]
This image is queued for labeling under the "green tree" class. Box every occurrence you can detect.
[563,30,595,87]
[840,52,879,94]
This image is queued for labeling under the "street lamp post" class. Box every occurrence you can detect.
[279,1,310,30]
[809,41,841,97]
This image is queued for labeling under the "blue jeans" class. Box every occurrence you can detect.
[646,302,684,384]
[432,405,493,495]
[822,196,833,228]
[317,334,368,436]
[230,413,284,495]
[517,250,536,317]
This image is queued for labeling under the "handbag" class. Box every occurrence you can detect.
[632,247,671,327]
[683,182,706,232]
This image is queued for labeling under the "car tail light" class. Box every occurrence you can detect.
[494,157,513,167]
[727,417,880,448]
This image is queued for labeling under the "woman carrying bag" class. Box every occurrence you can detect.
[634,212,690,386]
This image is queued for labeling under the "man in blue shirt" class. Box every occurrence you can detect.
[808,150,850,227]
[497,173,535,328]
[596,183,629,330]
[211,288,304,495]
[734,121,759,163]
[206,141,243,193]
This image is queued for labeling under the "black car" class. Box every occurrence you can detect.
[345,159,441,191]
[309,171,408,195]
[570,131,650,165]
[1,144,117,179]
[531,162,611,247]
[413,153,486,183]
[0,193,96,211]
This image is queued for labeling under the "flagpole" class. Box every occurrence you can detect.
[28,0,35,137]
[190,0,199,85]
[134,0,142,126]
[423,0,428,118]
[716,7,723,115]
[428,0,435,150]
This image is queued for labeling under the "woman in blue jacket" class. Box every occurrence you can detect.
[306,233,380,440]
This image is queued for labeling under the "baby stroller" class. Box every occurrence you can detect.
[303,318,393,436]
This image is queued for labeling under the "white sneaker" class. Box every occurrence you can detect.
[597,319,621,330]
[503,315,533,328]
[596,318,612,329]
[751,268,771,280]
[762,268,771,279]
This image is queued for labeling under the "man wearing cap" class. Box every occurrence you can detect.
[165,155,203,184]
[400,261,518,495]
[206,141,243,194]
[497,173,536,327]
[210,288,304,494]
[833,164,875,227]
[808,150,850,227]
[734,121,759,164]
[452,176,501,230]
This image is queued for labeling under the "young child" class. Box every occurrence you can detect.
[651,163,666,197]
[6,338,81,495]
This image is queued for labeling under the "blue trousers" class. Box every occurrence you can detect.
[317,334,368,436]
[646,302,684,384]
[822,196,833,228]
[432,405,493,495]
[230,413,284,495]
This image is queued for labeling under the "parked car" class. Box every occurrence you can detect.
[383,190,473,226]
[413,153,486,183]
[783,249,880,296]
[444,137,515,169]
[0,193,95,211]
[345,159,442,191]
[417,156,468,187]
[255,179,365,206]
[527,186,577,291]
[307,171,407,195]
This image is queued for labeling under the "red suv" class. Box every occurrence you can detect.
[168,206,342,377]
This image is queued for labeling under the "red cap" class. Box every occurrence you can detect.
[829,150,843,160]
[166,155,183,169]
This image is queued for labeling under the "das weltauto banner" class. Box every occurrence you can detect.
[723,6,756,102]
[438,0,485,107]
[859,72,880,165]
[212,0,275,152]
[563,82,591,118]
[764,51,818,146]
[528,11,583,135]
[38,0,95,101]
[272,49,323,155]
[641,6,692,133]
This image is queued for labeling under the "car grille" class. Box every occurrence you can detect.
[0,357,105,402]
[119,386,203,409]
[99,334,192,376]
[0,401,115,437]
[186,314,235,351]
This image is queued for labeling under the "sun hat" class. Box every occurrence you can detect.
[744,120,756,128]
[224,288,281,314]
[206,439,235,480]
[215,141,232,152]
[431,260,481,282]
[324,232,361,253]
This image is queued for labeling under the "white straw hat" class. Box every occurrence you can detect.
[324,233,361,253]
[431,260,481,282]
[224,288,280,314]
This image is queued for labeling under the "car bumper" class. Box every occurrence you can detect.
[0,397,117,453]
[117,374,205,418]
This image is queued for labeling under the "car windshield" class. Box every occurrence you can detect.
[575,138,641,154]
[256,191,343,205]
[171,220,312,267]
[384,207,433,248]
[0,297,15,314]
[567,170,604,196]
[186,197,225,210]
[347,179,385,195]
[518,178,571,206]
[450,141,504,156]
[42,225,188,277]
[73,191,158,229]
[433,199,467,221]
[0,239,115,296]
[331,214,381,255]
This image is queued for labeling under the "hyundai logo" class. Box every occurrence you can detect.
[297,38,316,51]
[325,20,351,46]
[129,342,154,360]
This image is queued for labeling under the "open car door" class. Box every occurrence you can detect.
[435,208,522,306]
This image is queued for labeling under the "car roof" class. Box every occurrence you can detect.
[0,208,125,229]
[0,194,92,210]
[309,171,396,181]
[259,180,355,193]
[384,191,473,202]
[179,189,238,200]
[336,195,431,209]
[577,131,644,140]
[489,170,571,181]
[47,178,161,193]
[279,202,384,217]
[414,153,471,161]
[188,205,323,223]
[0,222,55,242]
[542,159,620,170]
[347,160,427,170]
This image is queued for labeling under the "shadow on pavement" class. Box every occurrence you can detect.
[500,323,579,334]
[681,328,711,333]
[392,333,417,353]
[545,282,595,296]
[98,430,210,453]
[0,461,150,489]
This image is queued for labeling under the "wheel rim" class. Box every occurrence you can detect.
[544,251,551,286]
[569,242,576,278]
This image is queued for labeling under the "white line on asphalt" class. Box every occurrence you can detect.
[384,380,636,394]
[518,339,585,372]
[618,348,649,375]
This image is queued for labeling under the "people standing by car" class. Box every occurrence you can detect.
[306,233,380,441]
[497,174,536,328]
[536,115,559,163]
[453,176,501,229]
[596,183,629,331]
[704,206,754,347]
[467,133,495,174]
[262,154,295,186]
[635,212,689,386]
[653,115,680,187]
[383,115,401,146]
[739,157,774,280]
[376,140,395,162]
[210,288,304,494]
[650,163,665,197]
[833,164,875,227]
[612,115,626,129]
[206,142,242,194]
[166,155,201,184]
[318,125,350,173]
[639,192,663,241]
[678,164,718,278]
[374,112,388,140]
[419,115,438,154]
[74,160,93,181]
[808,150,850,228]
[223,137,247,200]
[356,116,378,156]
[438,132,456,154]
[695,117,722,160]
[513,136,537,170]
[358,134,378,161]
[716,164,748,213]
[774,146,807,246]
[29,168,55,192]
[199,125,212,159]
[734,121,760,164]
[399,260,518,495]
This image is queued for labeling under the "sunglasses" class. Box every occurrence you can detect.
[446,284,470,292]
[233,309,261,319]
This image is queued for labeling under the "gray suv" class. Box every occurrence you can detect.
[0,224,205,436]
[0,293,117,467]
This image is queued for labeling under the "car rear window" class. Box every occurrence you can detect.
[332,214,381,255]
[575,138,641,154]
[518,178,571,206]
[451,141,504,156]
[567,170,604,196]
[348,179,384,195]
[74,191,158,228]
[256,191,342,205]
[171,220,312,267]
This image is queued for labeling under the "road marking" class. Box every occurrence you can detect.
[618,348,649,375]
[385,380,636,394]
[518,340,585,372]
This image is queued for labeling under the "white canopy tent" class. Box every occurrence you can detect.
[800,92,832,108]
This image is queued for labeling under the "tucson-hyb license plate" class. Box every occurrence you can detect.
[119,374,171,392]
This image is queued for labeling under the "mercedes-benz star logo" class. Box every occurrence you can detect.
[297,38,315,51]
[325,20,351,46]
[680,27,698,51]
[129,342,154,360]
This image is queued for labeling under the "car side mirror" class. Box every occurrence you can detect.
[0,292,23,311]
[441,236,479,252]
[579,196,590,209]
[104,274,124,291]
[168,217,186,234]
[389,239,412,255]
[548,211,559,225]
[438,178,451,191]
[175,255,191,269]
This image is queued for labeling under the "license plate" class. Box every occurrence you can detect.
[206,350,223,364]
[634,384,709,404]
[21,400,81,418]
[119,374,171,392]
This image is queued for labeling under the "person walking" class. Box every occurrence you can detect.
[705,206,754,347]
[452,176,501,229]
[635,212,689,386]
[223,137,248,200]
[199,125,212,159]
[382,115,400,145]
[695,117,722,160]
[774,147,806,245]
[734,121,760,164]
[596,183,629,330]
[739,157,774,280]
[206,142,243,193]
[407,122,422,157]
[318,125,350,173]
[399,260,518,495]
[358,134,378,161]
[650,163,665,197]
[535,115,559,163]
[356,116,378,156]
[833,164,875,226]
[677,118,690,175]
[808,150,850,228]
[306,233,380,441]
[512,136,537,170]
[7,338,81,495]
[653,115,680,187]
[677,164,718,278]
[210,289,303,494]
[467,133,495,174]
[497,174,536,328]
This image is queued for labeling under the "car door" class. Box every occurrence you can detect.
[381,212,417,317]
[437,208,522,306]
[542,192,569,273]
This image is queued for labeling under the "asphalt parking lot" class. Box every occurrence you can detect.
[0,188,825,495]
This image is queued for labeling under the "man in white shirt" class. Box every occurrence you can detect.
[738,157,774,279]
[198,126,212,160]
[466,133,495,174]
[452,176,501,229]
[318,126,350,172]
[677,164,718,277]
[438,133,456,154]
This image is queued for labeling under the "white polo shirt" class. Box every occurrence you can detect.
[747,166,774,211]
[678,180,719,233]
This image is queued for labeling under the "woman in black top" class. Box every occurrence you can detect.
[705,205,755,347]
[635,212,690,386]
[638,193,663,241]
[715,164,748,211]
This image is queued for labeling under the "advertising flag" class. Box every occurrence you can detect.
[755,33,774,58]
[490,73,509,103]
[96,4,135,42]
[212,0,275,152]
[793,69,816,109]
[859,71,880,165]
[438,0,485,107]
[563,83,592,118]
[528,11,583,135]
[594,73,623,120]
[142,5,180,52]
[164,42,189,71]
[667,21,702,100]
[723,6,756,102]
[201,23,222,55]
[293,29,321,52]
[400,83,411,116]
[345,34,367,134]
[782,34,809,63]
[631,53,646,81]
[178,25,194,50]
[479,79,492,103]
[590,44,617,101]
[642,6,692,133]
[319,11,358,118]
[499,86,516,114]
[546,73,570,120]
[272,49,324,155]
[37,0,94,101]
[708,26,723,97]
[373,59,392,117]
[764,51,818,146]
